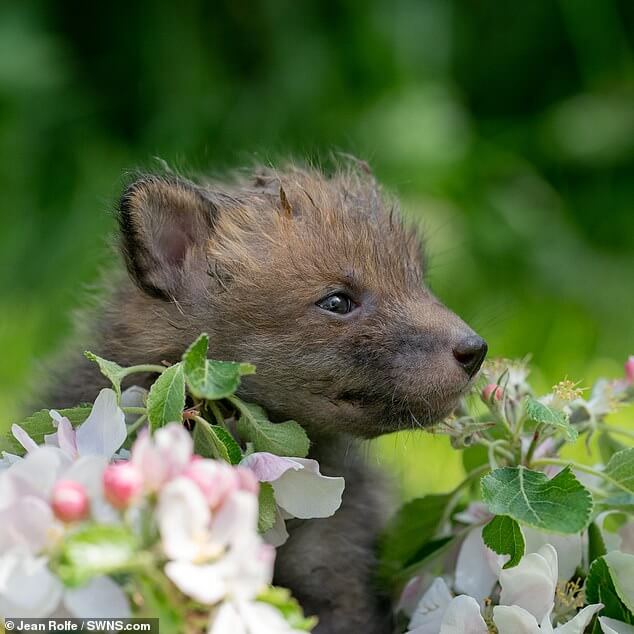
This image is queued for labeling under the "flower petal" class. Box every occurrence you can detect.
[555,603,603,634]
[0,549,63,617]
[619,522,634,555]
[166,561,228,605]
[76,389,127,459]
[454,527,502,604]
[154,423,193,477]
[11,424,39,454]
[64,576,131,617]
[120,386,148,426]
[131,430,169,491]
[270,458,344,519]
[439,595,488,634]
[523,528,582,581]
[408,577,453,633]
[208,601,247,634]
[238,599,306,633]
[0,496,54,553]
[211,490,259,551]
[57,416,79,457]
[499,544,558,623]
[599,617,634,634]
[158,477,211,561]
[0,452,22,469]
[493,605,541,634]
[241,453,303,482]
[5,446,71,500]
[454,502,492,526]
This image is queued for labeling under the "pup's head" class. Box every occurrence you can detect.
[118,164,486,438]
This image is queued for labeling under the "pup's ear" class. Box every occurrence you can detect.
[118,175,217,300]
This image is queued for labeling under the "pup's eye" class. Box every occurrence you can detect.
[316,293,355,315]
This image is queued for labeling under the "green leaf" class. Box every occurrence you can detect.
[147,362,185,430]
[56,524,137,586]
[193,418,242,464]
[257,587,318,631]
[586,557,633,626]
[377,494,450,585]
[587,521,607,565]
[482,515,525,569]
[135,574,184,634]
[2,406,92,455]
[605,551,634,613]
[211,425,242,464]
[183,333,255,400]
[183,333,209,372]
[258,482,277,534]
[481,466,593,533]
[598,431,628,464]
[236,401,309,458]
[84,351,126,398]
[525,397,578,441]
[605,448,634,493]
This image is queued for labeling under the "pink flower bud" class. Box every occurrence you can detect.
[235,466,260,495]
[482,383,503,402]
[625,356,634,383]
[52,480,90,522]
[103,462,144,509]
[182,459,239,509]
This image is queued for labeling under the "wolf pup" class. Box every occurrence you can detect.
[49,163,487,634]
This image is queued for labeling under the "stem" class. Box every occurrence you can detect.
[532,458,632,494]
[126,413,148,437]
[439,464,491,528]
[122,407,147,415]
[227,395,248,415]
[453,463,491,493]
[208,401,227,427]
[594,422,634,441]
[120,364,167,379]
[524,428,541,466]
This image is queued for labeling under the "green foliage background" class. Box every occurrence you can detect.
[1,1,633,497]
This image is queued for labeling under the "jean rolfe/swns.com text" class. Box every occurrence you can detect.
[3,619,157,632]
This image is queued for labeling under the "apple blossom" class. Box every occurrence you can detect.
[599,617,634,634]
[0,448,130,618]
[9,389,127,463]
[182,458,240,509]
[208,598,307,634]
[235,466,260,495]
[103,462,143,509]
[482,383,504,402]
[493,604,602,634]
[240,452,345,546]
[131,424,193,492]
[453,503,582,602]
[51,480,90,522]
[493,544,602,633]
[498,544,558,622]
[407,577,452,633]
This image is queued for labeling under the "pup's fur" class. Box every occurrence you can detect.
[46,163,484,634]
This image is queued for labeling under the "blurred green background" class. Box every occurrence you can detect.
[1,1,633,497]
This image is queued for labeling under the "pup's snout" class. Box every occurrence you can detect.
[453,335,488,377]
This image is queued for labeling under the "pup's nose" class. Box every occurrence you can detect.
[453,335,488,377]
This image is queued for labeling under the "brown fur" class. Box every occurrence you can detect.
[45,162,485,634]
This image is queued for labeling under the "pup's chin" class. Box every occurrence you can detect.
[339,391,466,439]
